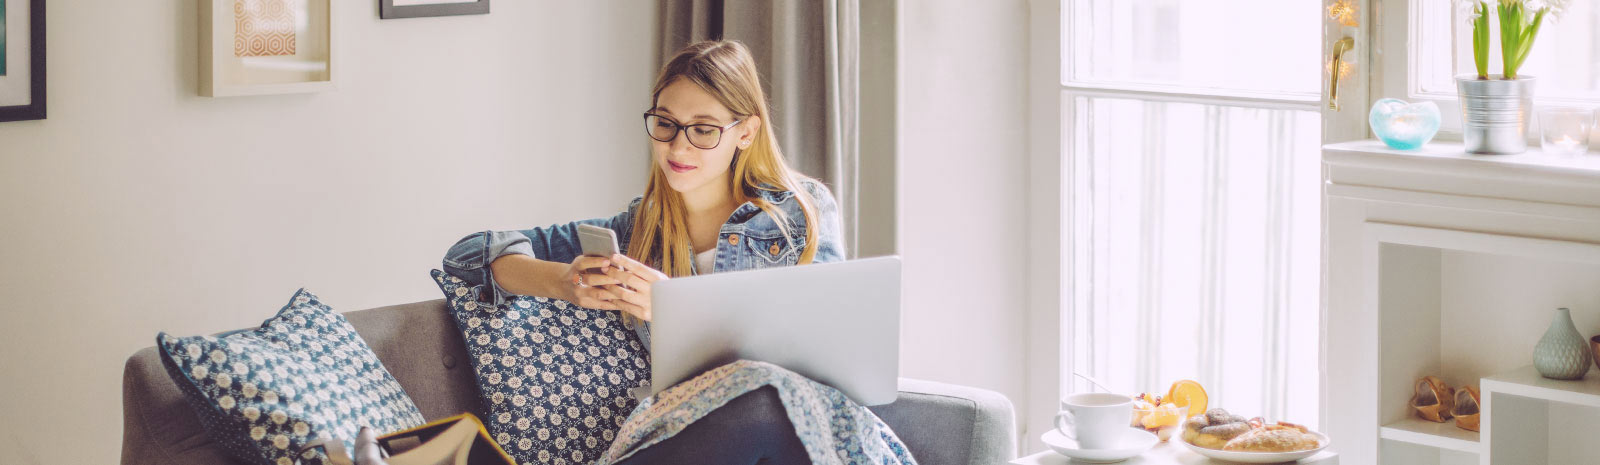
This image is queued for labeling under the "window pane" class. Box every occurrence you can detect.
[1418,0,1600,101]
[1068,94,1322,426]
[1066,0,1322,97]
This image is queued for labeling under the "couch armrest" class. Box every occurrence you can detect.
[869,378,1017,465]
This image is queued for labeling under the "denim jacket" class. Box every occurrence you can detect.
[442,178,846,351]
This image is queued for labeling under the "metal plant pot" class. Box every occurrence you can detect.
[1456,74,1536,154]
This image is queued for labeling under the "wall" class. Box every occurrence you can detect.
[897,0,1033,454]
[0,1,655,463]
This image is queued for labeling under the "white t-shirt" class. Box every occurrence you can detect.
[694,248,715,275]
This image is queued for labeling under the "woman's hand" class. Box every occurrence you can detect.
[596,253,670,322]
[561,255,625,311]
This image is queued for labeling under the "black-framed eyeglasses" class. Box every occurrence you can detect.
[643,112,743,150]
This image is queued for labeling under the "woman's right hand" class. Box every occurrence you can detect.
[561,255,625,311]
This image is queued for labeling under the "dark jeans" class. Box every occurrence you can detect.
[613,386,812,465]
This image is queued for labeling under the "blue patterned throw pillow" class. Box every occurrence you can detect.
[430,269,651,465]
[156,288,427,465]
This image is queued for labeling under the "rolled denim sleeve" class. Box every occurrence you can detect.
[441,196,643,306]
[802,179,848,263]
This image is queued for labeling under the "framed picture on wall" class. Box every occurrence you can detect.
[200,0,337,97]
[380,0,489,19]
[0,0,45,122]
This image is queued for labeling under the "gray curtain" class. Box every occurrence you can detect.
[659,0,861,258]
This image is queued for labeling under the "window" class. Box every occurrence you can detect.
[1388,0,1600,132]
[1064,0,1323,426]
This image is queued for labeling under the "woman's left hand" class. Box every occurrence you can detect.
[598,253,670,322]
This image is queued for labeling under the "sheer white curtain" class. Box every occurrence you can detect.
[1064,0,1323,426]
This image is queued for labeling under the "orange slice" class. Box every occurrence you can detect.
[1165,380,1208,419]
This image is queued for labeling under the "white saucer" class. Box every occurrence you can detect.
[1040,427,1158,463]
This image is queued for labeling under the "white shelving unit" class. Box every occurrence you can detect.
[1323,140,1600,465]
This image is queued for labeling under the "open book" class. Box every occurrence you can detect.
[378,413,515,465]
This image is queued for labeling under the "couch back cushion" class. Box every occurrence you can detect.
[122,298,485,465]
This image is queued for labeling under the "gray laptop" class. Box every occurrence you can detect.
[648,256,902,406]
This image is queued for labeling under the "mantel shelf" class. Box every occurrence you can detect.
[1379,418,1481,454]
[1322,140,1600,211]
[1323,140,1600,180]
[1481,365,1600,408]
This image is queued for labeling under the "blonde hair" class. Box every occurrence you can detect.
[627,40,821,279]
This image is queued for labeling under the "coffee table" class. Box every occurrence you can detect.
[1011,440,1339,464]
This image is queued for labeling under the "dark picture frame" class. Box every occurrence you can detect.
[379,0,489,19]
[0,0,44,122]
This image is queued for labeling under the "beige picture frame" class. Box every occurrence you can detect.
[200,0,336,97]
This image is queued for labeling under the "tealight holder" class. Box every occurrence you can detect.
[1537,107,1593,156]
[1370,99,1441,150]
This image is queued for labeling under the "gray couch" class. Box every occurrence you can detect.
[121,298,1017,465]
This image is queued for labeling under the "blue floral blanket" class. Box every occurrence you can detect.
[598,359,918,465]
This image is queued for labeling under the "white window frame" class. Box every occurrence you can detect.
[1376,0,1600,138]
[1020,0,1331,455]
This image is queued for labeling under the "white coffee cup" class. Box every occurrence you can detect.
[1054,392,1133,449]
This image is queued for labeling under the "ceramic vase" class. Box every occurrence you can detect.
[1533,307,1592,380]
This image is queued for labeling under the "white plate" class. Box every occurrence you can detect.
[1040,427,1158,463]
[1175,429,1331,463]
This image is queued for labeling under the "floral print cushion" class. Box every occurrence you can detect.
[155,288,427,465]
[431,269,651,465]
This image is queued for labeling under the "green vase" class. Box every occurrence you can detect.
[1533,308,1591,380]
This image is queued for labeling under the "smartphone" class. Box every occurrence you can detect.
[577,224,620,258]
[577,224,621,275]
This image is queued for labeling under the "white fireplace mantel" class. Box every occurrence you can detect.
[1323,140,1600,465]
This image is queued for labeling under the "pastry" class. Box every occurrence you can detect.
[1182,408,1252,449]
[1222,423,1321,452]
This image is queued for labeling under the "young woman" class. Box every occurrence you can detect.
[438,41,865,465]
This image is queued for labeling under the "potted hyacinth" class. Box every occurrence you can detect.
[1454,0,1570,154]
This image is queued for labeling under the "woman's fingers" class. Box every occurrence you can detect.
[598,285,652,321]
[574,287,621,311]
[579,270,622,288]
[573,255,612,271]
[612,298,651,322]
[610,254,669,282]
[601,266,650,292]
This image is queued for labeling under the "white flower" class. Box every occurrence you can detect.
[270,410,288,424]
[218,396,236,410]
[191,365,209,379]
[277,457,293,465]
[251,426,267,441]
[244,406,262,421]
[1534,0,1571,20]
[273,434,290,449]
[293,422,310,436]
